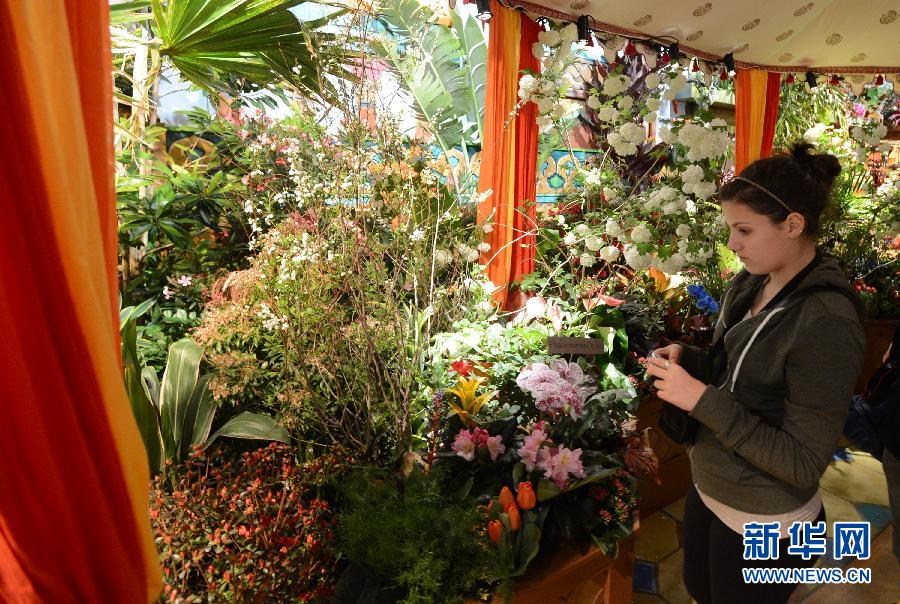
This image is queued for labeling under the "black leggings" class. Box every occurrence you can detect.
[682,484,826,604]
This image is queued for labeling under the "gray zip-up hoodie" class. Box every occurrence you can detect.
[678,254,866,514]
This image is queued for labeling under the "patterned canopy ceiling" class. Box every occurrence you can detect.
[517,0,900,73]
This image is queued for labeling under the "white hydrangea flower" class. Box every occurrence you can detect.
[585,235,603,251]
[710,118,728,128]
[620,122,646,144]
[646,98,661,111]
[574,223,590,235]
[535,97,553,115]
[597,105,619,122]
[630,223,652,243]
[681,164,704,183]
[434,248,453,268]
[618,95,635,111]
[580,253,596,268]
[693,181,717,199]
[532,42,545,59]
[676,223,692,238]
[874,124,888,139]
[602,187,619,202]
[587,95,603,110]
[518,74,538,101]
[563,232,578,246]
[623,245,651,271]
[659,126,676,144]
[477,242,492,253]
[659,253,686,274]
[602,75,630,96]
[645,73,661,89]
[605,218,624,238]
[644,111,658,124]
[599,245,621,263]
[560,23,579,45]
[538,30,561,47]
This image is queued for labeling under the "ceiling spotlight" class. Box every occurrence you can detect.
[723,52,735,74]
[577,15,591,42]
[805,71,818,88]
[474,0,491,21]
[668,42,681,61]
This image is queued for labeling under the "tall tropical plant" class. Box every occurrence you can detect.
[122,325,290,473]
[375,0,487,174]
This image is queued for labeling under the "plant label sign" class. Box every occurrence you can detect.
[546,336,605,356]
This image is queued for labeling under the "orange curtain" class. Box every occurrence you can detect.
[476,1,521,309]
[509,16,542,290]
[0,1,161,602]
[734,68,782,173]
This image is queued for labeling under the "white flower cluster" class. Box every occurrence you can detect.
[642,185,690,215]
[661,72,689,101]
[520,24,582,131]
[607,122,646,156]
[258,301,289,331]
[679,164,717,200]
[850,122,891,161]
[602,74,631,97]
[676,122,730,162]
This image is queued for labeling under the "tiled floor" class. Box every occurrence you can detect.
[633,451,900,604]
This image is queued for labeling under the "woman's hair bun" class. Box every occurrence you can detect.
[790,141,841,184]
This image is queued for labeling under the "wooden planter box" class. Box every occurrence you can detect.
[636,394,692,517]
[482,531,636,604]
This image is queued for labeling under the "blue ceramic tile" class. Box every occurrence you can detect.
[633,559,658,593]
[854,503,892,533]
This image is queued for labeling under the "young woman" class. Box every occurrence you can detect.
[645,143,866,604]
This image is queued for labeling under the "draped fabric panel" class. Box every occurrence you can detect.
[477,0,521,308]
[509,16,542,290]
[734,68,782,173]
[477,2,543,308]
[0,1,160,601]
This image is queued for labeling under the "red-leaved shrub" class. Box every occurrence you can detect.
[150,443,336,603]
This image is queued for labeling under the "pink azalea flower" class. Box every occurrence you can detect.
[452,430,476,461]
[485,435,506,460]
[517,426,548,471]
[545,447,586,489]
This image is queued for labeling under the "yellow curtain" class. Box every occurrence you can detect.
[0,0,160,601]
[476,0,521,308]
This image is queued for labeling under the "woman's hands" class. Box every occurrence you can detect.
[650,343,683,364]
[646,345,707,413]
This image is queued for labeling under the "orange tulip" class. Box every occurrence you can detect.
[488,520,503,544]
[516,481,536,510]
[499,486,514,509]
[505,503,521,532]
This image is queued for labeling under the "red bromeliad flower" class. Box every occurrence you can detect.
[450,359,474,376]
